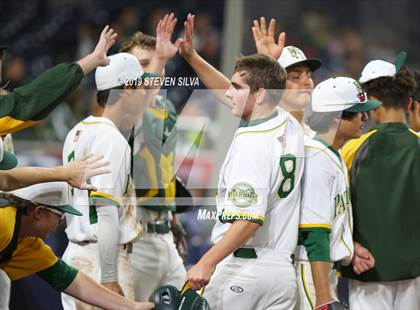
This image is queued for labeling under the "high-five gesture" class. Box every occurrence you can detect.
[93,25,118,66]
[252,17,286,59]
[77,25,118,75]
[179,13,196,60]
[156,13,182,60]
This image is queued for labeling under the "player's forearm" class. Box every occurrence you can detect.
[310,261,335,306]
[63,272,134,310]
[97,205,120,283]
[76,53,104,76]
[200,220,260,267]
[0,166,70,191]
[182,50,232,107]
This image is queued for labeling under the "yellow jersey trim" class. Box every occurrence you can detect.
[299,223,333,230]
[89,191,121,206]
[235,118,287,137]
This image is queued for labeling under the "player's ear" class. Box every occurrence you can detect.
[406,97,413,111]
[32,206,44,221]
[255,88,266,105]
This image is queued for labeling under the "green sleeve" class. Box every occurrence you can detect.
[0,62,84,120]
[300,228,331,262]
[37,259,78,291]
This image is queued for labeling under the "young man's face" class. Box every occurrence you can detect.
[225,71,256,120]
[129,45,165,76]
[280,64,314,111]
[31,206,62,239]
[338,112,368,140]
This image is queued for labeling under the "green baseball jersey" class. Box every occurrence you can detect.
[133,95,177,212]
[0,63,83,135]
[341,122,420,282]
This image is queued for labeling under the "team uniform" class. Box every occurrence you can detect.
[203,108,304,310]
[341,123,420,309]
[295,136,354,309]
[130,95,186,301]
[0,206,78,288]
[0,182,82,310]
[61,116,141,309]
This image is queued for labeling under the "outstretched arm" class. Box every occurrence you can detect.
[0,26,118,135]
[64,272,154,310]
[0,154,110,191]
[179,13,232,107]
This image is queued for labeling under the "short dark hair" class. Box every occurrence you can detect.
[120,31,156,53]
[306,110,358,134]
[362,66,416,109]
[233,54,287,105]
[96,85,137,107]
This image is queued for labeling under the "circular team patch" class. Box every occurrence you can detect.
[227,182,258,208]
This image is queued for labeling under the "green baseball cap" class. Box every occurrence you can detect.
[12,182,82,216]
[0,138,18,170]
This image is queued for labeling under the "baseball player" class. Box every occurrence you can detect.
[0,181,153,310]
[251,17,321,135]
[61,15,178,308]
[407,70,420,133]
[60,52,145,309]
[186,53,304,310]
[341,55,420,309]
[0,26,117,136]
[296,77,380,310]
[119,28,187,301]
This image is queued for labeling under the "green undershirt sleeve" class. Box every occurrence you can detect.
[299,228,331,262]
[37,259,78,291]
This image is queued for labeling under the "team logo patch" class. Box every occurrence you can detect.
[230,286,244,294]
[357,92,366,102]
[227,182,258,208]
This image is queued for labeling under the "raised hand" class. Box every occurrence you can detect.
[156,13,182,60]
[65,154,111,191]
[179,13,195,59]
[252,17,286,59]
[92,25,118,66]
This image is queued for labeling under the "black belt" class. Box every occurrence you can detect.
[233,247,257,259]
[145,221,170,234]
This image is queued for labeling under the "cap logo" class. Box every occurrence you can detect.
[357,92,366,102]
[288,47,305,60]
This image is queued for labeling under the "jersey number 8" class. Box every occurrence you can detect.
[278,154,296,198]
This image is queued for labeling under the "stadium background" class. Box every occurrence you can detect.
[1,0,419,309]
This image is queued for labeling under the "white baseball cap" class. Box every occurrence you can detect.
[11,182,82,216]
[95,53,144,91]
[359,51,407,84]
[312,77,382,112]
[278,46,322,72]
[0,138,17,170]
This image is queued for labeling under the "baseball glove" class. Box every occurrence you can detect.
[315,301,348,310]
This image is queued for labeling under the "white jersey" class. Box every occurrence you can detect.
[63,116,140,244]
[211,108,304,254]
[297,136,354,264]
